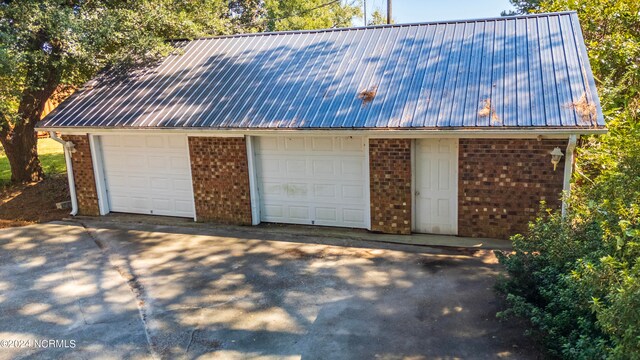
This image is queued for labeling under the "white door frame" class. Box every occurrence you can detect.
[363,136,372,230]
[453,140,459,235]
[89,134,110,215]
[412,138,459,235]
[245,135,261,225]
[184,135,198,221]
[411,139,416,232]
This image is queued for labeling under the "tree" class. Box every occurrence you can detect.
[0,0,229,183]
[501,0,542,15]
[367,9,387,26]
[228,0,268,33]
[0,0,361,183]
[264,0,361,31]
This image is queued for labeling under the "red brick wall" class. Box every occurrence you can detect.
[188,137,252,225]
[369,138,412,234]
[61,135,100,216]
[458,138,568,239]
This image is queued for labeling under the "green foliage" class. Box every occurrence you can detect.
[263,0,361,32]
[502,0,543,15]
[226,0,361,33]
[497,1,640,358]
[367,9,387,26]
[0,0,230,126]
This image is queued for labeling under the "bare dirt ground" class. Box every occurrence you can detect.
[0,174,69,228]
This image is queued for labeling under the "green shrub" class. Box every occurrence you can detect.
[497,1,640,357]
[496,112,640,359]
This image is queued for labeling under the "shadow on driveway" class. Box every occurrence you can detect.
[0,221,541,359]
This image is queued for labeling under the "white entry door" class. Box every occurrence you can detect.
[100,134,195,218]
[415,138,458,235]
[254,136,367,228]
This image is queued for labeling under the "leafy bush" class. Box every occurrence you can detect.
[496,113,640,359]
[497,1,640,358]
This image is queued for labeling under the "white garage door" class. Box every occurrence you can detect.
[255,136,367,228]
[100,134,195,218]
[415,138,458,235]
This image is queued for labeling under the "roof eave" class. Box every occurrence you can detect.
[36,126,608,137]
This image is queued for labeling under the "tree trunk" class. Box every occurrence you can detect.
[1,82,58,183]
[1,45,63,182]
[0,125,43,183]
[1,33,61,183]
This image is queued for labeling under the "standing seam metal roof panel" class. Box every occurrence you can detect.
[39,11,605,129]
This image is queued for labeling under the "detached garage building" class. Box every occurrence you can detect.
[38,11,605,239]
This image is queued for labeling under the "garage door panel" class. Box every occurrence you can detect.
[315,207,337,222]
[341,159,364,178]
[342,185,364,200]
[255,136,366,228]
[263,204,284,219]
[258,137,279,150]
[343,208,365,223]
[122,136,145,148]
[312,159,334,175]
[262,182,283,196]
[101,134,194,218]
[126,197,151,211]
[314,184,336,198]
[150,176,168,188]
[167,136,187,148]
[101,135,121,147]
[108,195,133,210]
[102,153,125,167]
[126,175,149,189]
[173,179,192,192]
[169,156,189,171]
[312,137,334,151]
[259,158,281,175]
[284,137,305,150]
[145,136,164,148]
[152,198,171,212]
[285,183,308,198]
[285,159,307,176]
[104,173,127,187]
[147,156,167,170]
[125,154,147,169]
[288,206,310,220]
[340,137,363,151]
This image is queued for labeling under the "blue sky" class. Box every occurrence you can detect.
[354,0,516,25]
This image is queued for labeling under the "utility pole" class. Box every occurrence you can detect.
[387,0,392,24]
[364,0,367,26]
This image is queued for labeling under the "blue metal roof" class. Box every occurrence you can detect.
[40,11,605,130]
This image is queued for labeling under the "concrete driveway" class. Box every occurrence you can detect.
[0,220,539,359]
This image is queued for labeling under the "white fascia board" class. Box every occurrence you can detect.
[37,127,607,138]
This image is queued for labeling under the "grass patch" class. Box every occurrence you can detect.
[0,138,65,185]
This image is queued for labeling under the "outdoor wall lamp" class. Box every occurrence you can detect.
[550,147,564,171]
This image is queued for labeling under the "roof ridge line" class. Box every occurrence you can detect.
[174,11,578,42]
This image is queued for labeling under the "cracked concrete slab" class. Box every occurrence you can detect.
[0,223,151,360]
[0,221,540,359]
